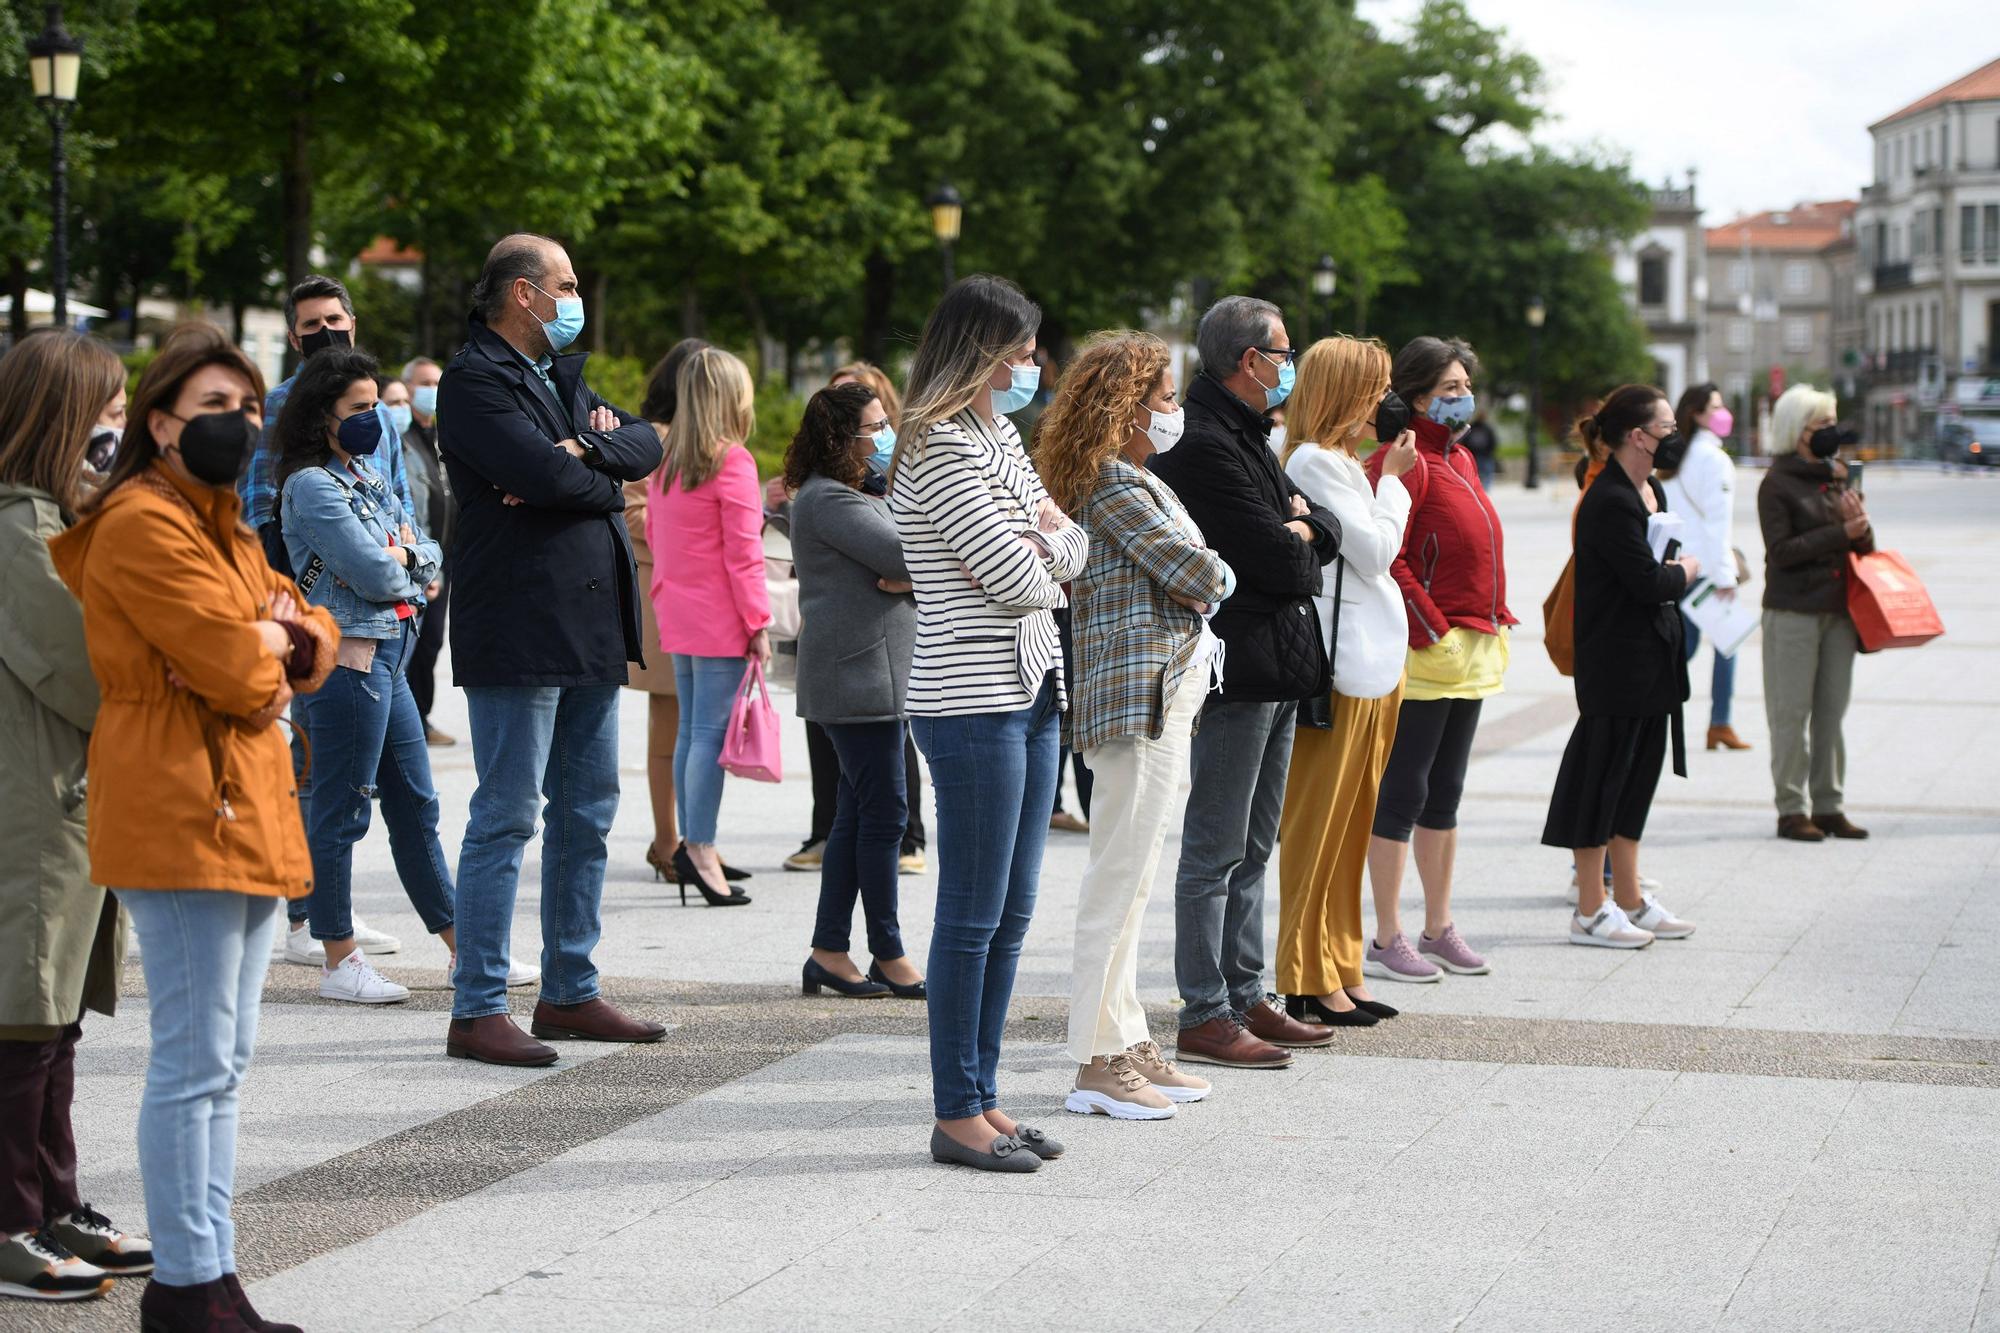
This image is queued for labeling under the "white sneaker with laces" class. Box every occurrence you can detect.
[319,950,410,1004]
[1567,869,1662,905]
[349,914,402,956]
[281,923,325,967]
[1570,904,1654,949]
[1628,892,1696,939]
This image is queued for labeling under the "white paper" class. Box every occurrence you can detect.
[1647,510,1685,562]
[1681,577,1761,657]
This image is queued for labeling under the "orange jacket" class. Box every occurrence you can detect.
[49,463,337,899]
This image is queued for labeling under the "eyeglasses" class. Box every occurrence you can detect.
[1255,346,1299,365]
[854,420,890,436]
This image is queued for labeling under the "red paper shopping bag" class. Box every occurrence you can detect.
[1846,550,1943,652]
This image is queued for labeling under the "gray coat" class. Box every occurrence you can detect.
[790,473,914,723]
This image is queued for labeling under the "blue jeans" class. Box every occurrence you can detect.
[294,621,455,941]
[454,685,621,1019]
[910,674,1060,1121]
[813,720,908,959]
[673,654,746,845]
[1174,699,1296,1029]
[113,889,279,1286]
[1681,613,1737,728]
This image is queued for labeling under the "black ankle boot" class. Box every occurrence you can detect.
[140,1277,253,1332]
[223,1273,303,1332]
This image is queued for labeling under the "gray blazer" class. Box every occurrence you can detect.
[790,473,915,723]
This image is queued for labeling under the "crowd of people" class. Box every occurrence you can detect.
[0,230,1886,1316]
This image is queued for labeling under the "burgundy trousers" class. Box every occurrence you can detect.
[0,1023,83,1234]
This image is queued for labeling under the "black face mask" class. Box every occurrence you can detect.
[1652,431,1688,472]
[173,410,259,487]
[1374,390,1412,442]
[1808,425,1845,459]
[299,326,354,358]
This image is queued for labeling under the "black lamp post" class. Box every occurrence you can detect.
[26,4,83,328]
[926,183,962,294]
[1524,294,1546,490]
[1311,254,1337,342]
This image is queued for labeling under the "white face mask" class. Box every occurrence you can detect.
[1141,404,1185,454]
[1267,424,1288,453]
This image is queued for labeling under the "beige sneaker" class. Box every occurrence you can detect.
[1127,1038,1211,1103]
[1064,1052,1176,1120]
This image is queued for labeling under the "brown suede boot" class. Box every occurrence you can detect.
[1812,813,1870,840]
[1706,725,1752,751]
[1776,814,1825,842]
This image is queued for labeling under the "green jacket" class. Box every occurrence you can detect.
[0,482,122,1035]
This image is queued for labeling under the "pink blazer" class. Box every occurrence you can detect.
[647,445,772,658]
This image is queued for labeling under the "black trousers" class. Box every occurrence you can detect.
[807,719,926,853]
[1051,604,1093,818]
[407,571,451,722]
[1372,697,1483,841]
[812,721,908,958]
[0,1023,82,1234]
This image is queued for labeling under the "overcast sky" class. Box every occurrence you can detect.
[1357,0,1992,222]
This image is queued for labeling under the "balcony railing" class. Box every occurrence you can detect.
[1874,262,1913,291]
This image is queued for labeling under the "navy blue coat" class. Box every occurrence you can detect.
[438,318,664,688]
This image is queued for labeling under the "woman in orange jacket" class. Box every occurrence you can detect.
[50,324,336,1333]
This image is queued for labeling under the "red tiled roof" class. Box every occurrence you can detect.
[357,236,423,265]
[1871,55,2000,129]
[1705,201,1855,252]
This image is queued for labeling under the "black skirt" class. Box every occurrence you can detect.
[1541,714,1669,849]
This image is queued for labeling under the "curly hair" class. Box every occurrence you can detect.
[273,348,381,498]
[783,381,876,494]
[1031,331,1171,513]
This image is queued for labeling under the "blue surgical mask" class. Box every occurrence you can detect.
[411,384,438,418]
[530,281,586,353]
[384,404,414,436]
[337,406,384,457]
[1426,393,1475,432]
[868,425,897,474]
[1256,350,1295,410]
[991,362,1040,416]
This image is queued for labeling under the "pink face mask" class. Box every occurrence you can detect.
[1706,407,1734,438]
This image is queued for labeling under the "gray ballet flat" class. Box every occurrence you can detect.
[929,1126,1041,1173]
[1010,1124,1065,1160]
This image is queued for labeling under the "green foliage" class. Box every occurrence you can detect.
[748,377,804,480]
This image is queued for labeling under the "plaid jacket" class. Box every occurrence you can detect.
[1068,458,1229,752]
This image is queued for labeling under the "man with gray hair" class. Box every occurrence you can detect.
[437,232,666,1067]
[1149,295,1342,1070]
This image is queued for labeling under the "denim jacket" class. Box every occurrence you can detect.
[280,461,442,639]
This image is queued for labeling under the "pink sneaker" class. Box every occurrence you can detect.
[1363,933,1442,984]
[1419,923,1489,975]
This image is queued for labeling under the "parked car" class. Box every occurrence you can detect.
[1939,418,2000,467]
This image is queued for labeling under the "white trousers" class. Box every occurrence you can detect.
[1066,676,1204,1062]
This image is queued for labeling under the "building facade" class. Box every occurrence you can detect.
[1855,55,2000,448]
[1614,174,1708,402]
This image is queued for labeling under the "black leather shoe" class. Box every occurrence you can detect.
[802,957,889,998]
[867,961,927,999]
[1345,991,1399,1019]
[673,845,751,906]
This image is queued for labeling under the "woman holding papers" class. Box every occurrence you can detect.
[1543,385,1701,949]
[1661,383,1751,751]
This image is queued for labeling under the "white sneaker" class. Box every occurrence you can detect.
[350,914,402,956]
[450,953,542,989]
[1566,869,1662,905]
[281,923,325,966]
[1628,892,1696,939]
[1571,904,1654,949]
[319,950,410,1004]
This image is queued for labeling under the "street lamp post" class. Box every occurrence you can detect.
[26,4,84,328]
[1311,254,1337,342]
[925,183,963,294]
[1524,294,1546,490]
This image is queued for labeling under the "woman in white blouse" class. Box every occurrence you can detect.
[1661,382,1749,751]
[889,275,1088,1174]
[1274,337,1420,1027]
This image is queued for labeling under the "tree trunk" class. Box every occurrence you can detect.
[578,265,607,352]
[232,300,247,344]
[6,255,27,342]
[861,250,895,364]
[739,274,771,381]
[680,277,703,339]
[417,249,435,354]
[126,270,141,343]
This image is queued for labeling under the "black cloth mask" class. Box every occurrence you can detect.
[1652,431,1688,473]
[299,326,354,358]
[1808,425,1843,459]
[175,410,258,486]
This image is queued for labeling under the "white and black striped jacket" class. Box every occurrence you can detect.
[889,412,1088,717]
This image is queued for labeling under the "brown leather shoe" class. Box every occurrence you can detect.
[1705,725,1752,751]
[447,1014,558,1066]
[1811,812,1870,840]
[1776,814,1826,842]
[1245,997,1339,1048]
[1175,1015,1292,1069]
[530,997,667,1043]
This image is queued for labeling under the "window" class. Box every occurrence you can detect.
[1728,260,1748,294]
[1894,138,1904,175]
[1986,204,2000,262]
[1936,209,1946,258]
[1966,205,1981,260]
[1724,319,1748,352]
[1924,127,1934,166]
[1783,261,1812,295]
[1638,254,1668,306]
[1914,210,1930,258]
[1724,373,1750,403]
[1899,307,1910,347]
[1783,317,1812,353]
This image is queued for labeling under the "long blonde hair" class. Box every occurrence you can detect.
[1285,336,1390,465]
[894,274,1040,482]
[830,360,902,432]
[1033,332,1169,513]
[666,347,755,489]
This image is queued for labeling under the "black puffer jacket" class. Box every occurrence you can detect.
[1758,454,1873,616]
[1148,373,1341,703]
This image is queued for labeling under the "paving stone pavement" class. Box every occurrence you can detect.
[9,465,1998,1332]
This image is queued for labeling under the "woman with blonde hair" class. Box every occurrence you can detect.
[892,275,1087,1172]
[648,347,769,905]
[1274,336,1419,1026]
[1035,331,1227,1120]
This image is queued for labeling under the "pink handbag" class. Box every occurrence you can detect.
[719,658,782,782]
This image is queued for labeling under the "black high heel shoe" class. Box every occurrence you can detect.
[867,961,927,999]
[1345,991,1399,1019]
[672,845,751,907]
[802,957,889,997]
[1284,993,1379,1027]
[670,841,751,883]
